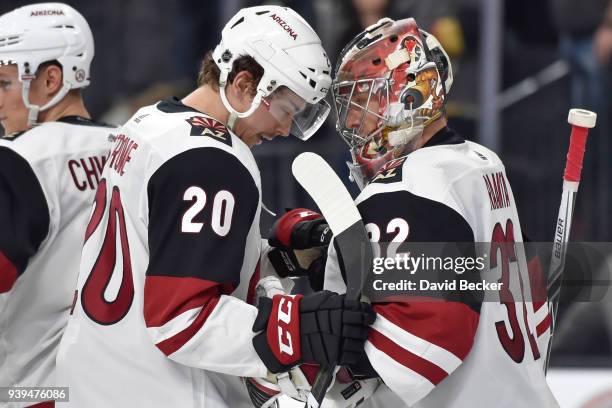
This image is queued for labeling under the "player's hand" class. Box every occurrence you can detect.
[268,208,331,290]
[244,365,315,407]
[266,247,326,291]
[252,291,376,373]
[268,208,331,249]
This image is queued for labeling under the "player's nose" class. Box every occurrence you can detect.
[275,117,292,137]
[347,107,362,130]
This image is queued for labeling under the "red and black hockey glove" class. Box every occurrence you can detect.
[252,291,375,374]
[268,208,332,249]
[268,208,332,290]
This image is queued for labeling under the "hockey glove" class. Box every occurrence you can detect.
[246,365,380,408]
[252,291,376,374]
[267,248,327,291]
[244,365,315,408]
[268,208,331,290]
[268,208,332,249]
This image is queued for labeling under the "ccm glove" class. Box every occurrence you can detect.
[252,291,376,373]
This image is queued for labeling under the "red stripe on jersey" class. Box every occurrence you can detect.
[144,276,235,356]
[527,255,547,311]
[0,250,18,293]
[369,329,447,385]
[246,261,261,306]
[373,300,479,360]
[84,179,107,243]
[536,313,552,337]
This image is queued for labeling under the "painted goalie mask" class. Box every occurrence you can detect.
[332,17,453,189]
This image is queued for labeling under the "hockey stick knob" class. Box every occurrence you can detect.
[568,109,597,128]
[564,108,597,182]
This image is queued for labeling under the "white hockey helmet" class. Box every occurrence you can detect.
[213,6,332,140]
[0,3,94,126]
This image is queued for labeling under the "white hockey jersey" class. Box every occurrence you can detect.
[56,98,267,408]
[0,117,114,408]
[324,128,559,407]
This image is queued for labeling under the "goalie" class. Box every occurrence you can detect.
[268,17,560,407]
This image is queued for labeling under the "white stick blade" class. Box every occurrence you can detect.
[291,152,360,235]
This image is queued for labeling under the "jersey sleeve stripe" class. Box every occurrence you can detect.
[147,305,203,345]
[368,328,448,385]
[143,276,233,327]
[533,301,549,324]
[371,312,462,373]
[536,313,552,337]
[373,301,479,362]
[154,297,220,356]
[364,340,435,405]
[143,275,235,356]
[0,250,18,293]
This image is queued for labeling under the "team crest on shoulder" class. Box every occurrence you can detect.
[186,116,232,146]
[371,157,406,185]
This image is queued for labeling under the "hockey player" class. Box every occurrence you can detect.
[0,3,113,407]
[270,17,560,407]
[56,6,374,408]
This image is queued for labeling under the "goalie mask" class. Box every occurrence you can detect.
[332,18,453,189]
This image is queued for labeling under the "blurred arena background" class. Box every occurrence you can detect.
[1,0,610,405]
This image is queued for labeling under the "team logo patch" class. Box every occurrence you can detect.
[371,156,406,185]
[186,116,232,146]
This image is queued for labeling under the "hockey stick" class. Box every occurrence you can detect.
[291,152,373,408]
[545,108,597,371]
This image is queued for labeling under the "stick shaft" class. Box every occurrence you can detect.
[545,120,592,371]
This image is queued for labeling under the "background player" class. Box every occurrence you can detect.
[56,6,373,407]
[0,3,113,407]
[270,17,559,407]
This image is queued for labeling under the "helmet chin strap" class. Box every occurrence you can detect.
[218,71,264,130]
[21,76,72,128]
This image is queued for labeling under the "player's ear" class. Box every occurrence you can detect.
[39,64,63,97]
[231,70,257,102]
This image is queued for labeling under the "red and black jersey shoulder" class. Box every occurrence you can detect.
[146,147,259,287]
[0,147,50,293]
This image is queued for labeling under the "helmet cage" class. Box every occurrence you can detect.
[333,77,389,150]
